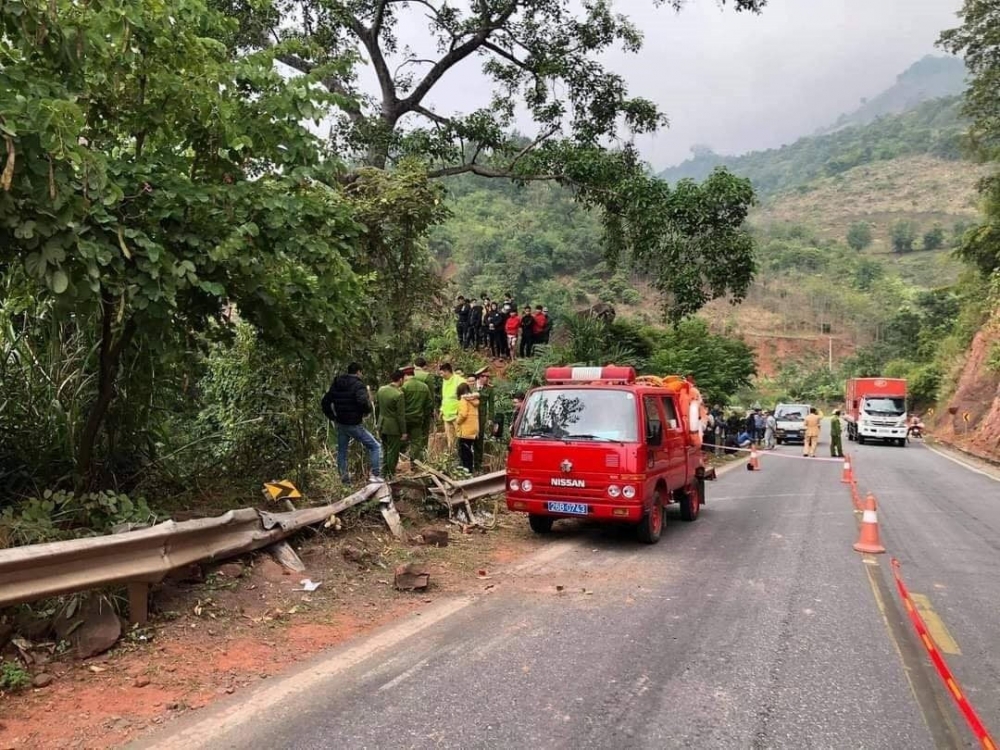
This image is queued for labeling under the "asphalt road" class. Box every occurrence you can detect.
[136,429,1000,750]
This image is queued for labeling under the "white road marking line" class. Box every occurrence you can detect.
[139,597,474,750]
[925,444,1000,482]
[377,657,431,692]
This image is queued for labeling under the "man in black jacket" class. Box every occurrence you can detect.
[469,297,484,349]
[321,362,383,484]
[519,306,535,358]
[454,296,471,349]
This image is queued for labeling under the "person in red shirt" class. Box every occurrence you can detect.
[531,306,547,355]
[504,310,521,360]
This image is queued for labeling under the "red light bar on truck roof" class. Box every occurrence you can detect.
[544,366,636,384]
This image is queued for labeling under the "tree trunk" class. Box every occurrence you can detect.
[76,293,136,486]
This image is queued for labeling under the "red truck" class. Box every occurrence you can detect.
[844,377,909,446]
[505,366,709,544]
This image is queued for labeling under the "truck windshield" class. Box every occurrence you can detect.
[863,397,905,416]
[775,406,809,421]
[516,388,638,442]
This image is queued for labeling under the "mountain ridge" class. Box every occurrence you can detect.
[658,56,968,197]
[816,55,966,135]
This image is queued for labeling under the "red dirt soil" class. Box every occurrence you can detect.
[933,319,1000,461]
[742,332,857,379]
[0,516,541,750]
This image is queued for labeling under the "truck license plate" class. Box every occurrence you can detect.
[547,501,588,515]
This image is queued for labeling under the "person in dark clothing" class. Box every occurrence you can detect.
[454,295,470,349]
[539,307,552,344]
[469,297,484,349]
[486,302,504,358]
[321,363,382,484]
[508,392,526,440]
[519,306,535,358]
[501,293,515,316]
[745,411,757,444]
[725,414,740,442]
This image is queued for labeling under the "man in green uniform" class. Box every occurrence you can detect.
[413,357,440,417]
[830,409,844,458]
[473,368,496,471]
[376,369,407,477]
[401,366,433,461]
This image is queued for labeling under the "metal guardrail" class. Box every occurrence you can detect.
[0,471,508,622]
[428,471,506,506]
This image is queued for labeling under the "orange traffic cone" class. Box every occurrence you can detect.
[853,493,885,554]
[850,481,862,512]
[841,455,854,484]
[748,446,760,471]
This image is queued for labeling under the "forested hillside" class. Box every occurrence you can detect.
[435,55,987,411]
[659,96,966,197]
[817,55,966,134]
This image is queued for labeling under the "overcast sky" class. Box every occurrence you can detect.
[384,0,964,170]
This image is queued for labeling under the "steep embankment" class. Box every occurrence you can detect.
[935,306,1000,459]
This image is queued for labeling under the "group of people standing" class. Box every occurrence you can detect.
[454,293,551,359]
[321,358,509,483]
[720,406,842,458]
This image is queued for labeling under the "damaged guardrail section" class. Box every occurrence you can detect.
[0,471,506,623]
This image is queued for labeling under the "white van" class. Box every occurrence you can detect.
[774,403,811,445]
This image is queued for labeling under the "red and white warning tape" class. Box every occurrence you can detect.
[891,558,997,750]
[705,443,846,463]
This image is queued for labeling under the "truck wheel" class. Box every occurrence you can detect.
[679,482,702,523]
[776,438,783,445]
[636,491,663,544]
[858,434,866,445]
[898,438,907,448]
[528,514,554,534]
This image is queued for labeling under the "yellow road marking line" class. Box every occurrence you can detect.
[866,564,915,684]
[863,561,964,747]
[910,593,963,656]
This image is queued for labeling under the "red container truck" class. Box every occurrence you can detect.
[844,377,909,446]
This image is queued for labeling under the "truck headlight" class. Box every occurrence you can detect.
[521,480,533,492]
[608,485,621,498]
[509,480,520,492]
[622,485,636,499]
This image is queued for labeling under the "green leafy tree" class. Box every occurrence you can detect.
[854,258,884,290]
[846,222,873,251]
[645,318,756,405]
[923,224,946,251]
[890,221,918,254]
[223,0,767,319]
[0,0,364,481]
[941,2,1000,275]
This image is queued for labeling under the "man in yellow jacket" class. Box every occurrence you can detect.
[438,363,462,449]
[455,382,480,472]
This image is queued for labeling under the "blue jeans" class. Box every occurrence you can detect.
[336,423,382,480]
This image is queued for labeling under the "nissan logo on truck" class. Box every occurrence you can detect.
[551,478,586,488]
